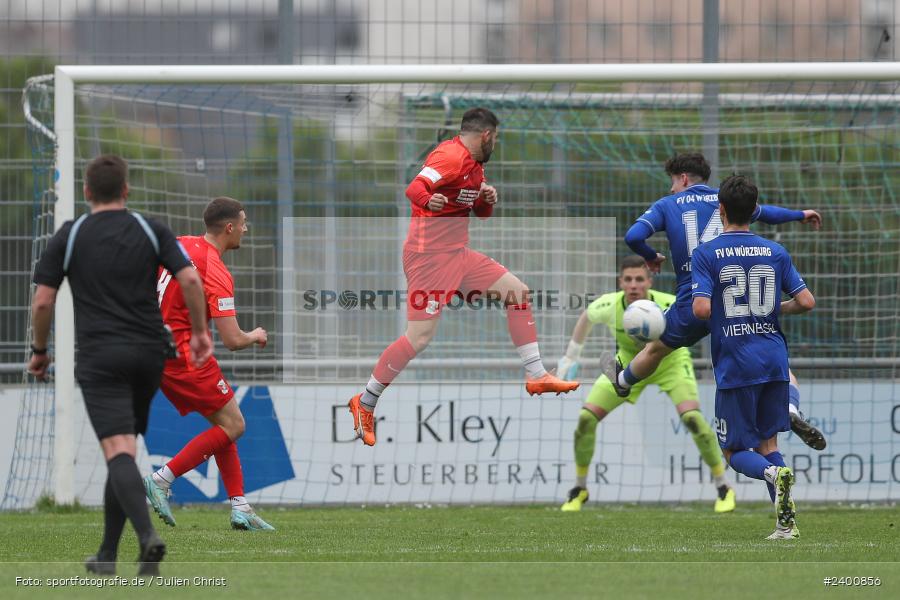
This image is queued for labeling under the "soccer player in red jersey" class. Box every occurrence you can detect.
[143,197,274,531]
[348,108,579,446]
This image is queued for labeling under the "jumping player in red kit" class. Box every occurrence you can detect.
[143,197,275,531]
[348,107,579,446]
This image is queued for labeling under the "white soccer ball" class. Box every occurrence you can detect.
[622,299,666,343]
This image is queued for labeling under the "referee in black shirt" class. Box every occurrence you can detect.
[28,155,213,575]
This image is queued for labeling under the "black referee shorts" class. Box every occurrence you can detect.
[76,343,166,440]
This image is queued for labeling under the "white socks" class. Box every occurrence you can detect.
[517,342,547,378]
[231,496,252,513]
[152,465,175,490]
[154,467,253,514]
[361,376,386,411]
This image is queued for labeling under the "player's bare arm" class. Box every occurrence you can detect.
[215,315,268,351]
[692,296,711,320]
[781,288,816,315]
[556,310,593,379]
[175,265,213,367]
[570,310,593,345]
[27,283,57,380]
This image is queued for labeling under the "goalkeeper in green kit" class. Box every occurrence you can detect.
[557,255,735,512]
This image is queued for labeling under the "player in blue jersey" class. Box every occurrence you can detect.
[691,174,816,539]
[610,153,826,451]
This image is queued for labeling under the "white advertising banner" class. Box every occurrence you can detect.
[3,380,896,507]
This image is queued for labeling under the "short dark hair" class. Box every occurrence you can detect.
[620,255,650,275]
[718,174,758,225]
[664,152,711,182]
[460,107,499,133]
[203,197,244,233]
[84,154,128,203]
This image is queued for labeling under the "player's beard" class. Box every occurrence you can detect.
[481,140,494,163]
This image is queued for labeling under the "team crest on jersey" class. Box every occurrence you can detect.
[425,300,441,315]
[217,379,229,395]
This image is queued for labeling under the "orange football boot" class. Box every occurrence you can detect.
[525,372,580,396]
[348,393,376,446]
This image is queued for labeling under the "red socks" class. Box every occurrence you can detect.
[214,441,244,498]
[362,335,419,410]
[506,302,538,347]
[167,428,244,497]
[166,425,232,478]
[372,335,418,386]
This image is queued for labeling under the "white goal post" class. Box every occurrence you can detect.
[45,62,900,506]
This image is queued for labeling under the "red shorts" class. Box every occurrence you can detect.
[160,357,234,417]
[402,246,509,321]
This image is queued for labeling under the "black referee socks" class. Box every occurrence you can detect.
[107,453,156,547]
[98,475,126,559]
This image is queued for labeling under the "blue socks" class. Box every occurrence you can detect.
[764,451,786,502]
[730,450,787,502]
[622,364,641,386]
[728,450,772,481]
[789,383,800,413]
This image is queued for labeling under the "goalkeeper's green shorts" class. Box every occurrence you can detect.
[584,352,698,414]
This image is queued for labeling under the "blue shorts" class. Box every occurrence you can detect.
[714,381,790,450]
[659,298,709,350]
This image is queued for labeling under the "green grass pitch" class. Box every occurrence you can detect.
[1,503,897,599]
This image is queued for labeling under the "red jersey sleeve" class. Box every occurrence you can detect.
[414,146,461,192]
[405,178,432,208]
[473,195,494,219]
[205,263,237,318]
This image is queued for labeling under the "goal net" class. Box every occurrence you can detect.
[4,65,899,509]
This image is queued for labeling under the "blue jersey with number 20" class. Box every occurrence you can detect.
[691,231,807,390]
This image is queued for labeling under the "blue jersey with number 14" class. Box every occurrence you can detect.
[691,231,807,389]
[638,184,765,302]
